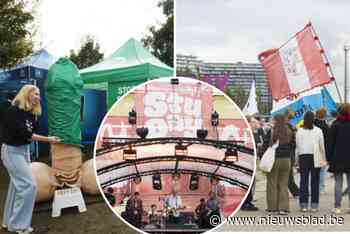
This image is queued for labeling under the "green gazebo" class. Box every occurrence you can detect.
[80,38,173,108]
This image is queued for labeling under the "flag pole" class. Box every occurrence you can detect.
[310,23,343,102]
[345,45,350,103]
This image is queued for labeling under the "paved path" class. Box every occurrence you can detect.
[218,169,350,232]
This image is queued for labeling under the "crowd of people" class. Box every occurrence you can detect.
[245,103,350,215]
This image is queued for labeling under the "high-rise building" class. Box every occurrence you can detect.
[176,54,273,112]
[176,54,203,76]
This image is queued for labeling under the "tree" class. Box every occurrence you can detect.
[141,0,173,67]
[176,66,193,77]
[225,86,248,109]
[0,0,37,68]
[256,88,269,114]
[69,36,104,69]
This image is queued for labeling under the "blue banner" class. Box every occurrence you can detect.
[271,88,337,126]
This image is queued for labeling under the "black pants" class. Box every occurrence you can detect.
[299,154,320,208]
[288,151,299,196]
[242,179,254,206]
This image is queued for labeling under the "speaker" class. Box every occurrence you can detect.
[152,174,162,190]
[189,174,199,190]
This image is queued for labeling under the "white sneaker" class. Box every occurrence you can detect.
[300,208,308,212]
[1,224,7,229]
[16,227,34,234]
[310,208,318,213]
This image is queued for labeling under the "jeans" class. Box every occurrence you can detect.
[242,179,255,206]
[319,166,328,192]
[299,154,320,209]
[1,144,37,232]
[334,173,350,208]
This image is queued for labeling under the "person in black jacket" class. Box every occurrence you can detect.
[241,117,259,211]
[285,110,299,198]
[1,85,60,234]
[314,108,329,194]
[327,103,350,214]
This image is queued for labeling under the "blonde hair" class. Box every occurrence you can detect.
[12,85,42,116]
[316,108,327,119]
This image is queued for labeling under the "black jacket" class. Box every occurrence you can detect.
[314,119,329,152]
[2,105,38,146]
[327,114,350,173]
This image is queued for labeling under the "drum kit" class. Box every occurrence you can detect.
[144,205,192,229]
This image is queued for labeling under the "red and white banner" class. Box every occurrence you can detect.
[258,23,333,100]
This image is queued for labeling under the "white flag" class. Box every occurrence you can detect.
[243,80,259,116]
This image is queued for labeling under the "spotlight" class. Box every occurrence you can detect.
[196,129,208,139]
[133,176,142,184]
[225,148,239,163]
[106,187,114,194]
[175,144,188,156]
[152,174,162,190]
[211,111,219,126]
[136,127,149,139]
[171,78,179,85]
[189,174,199,191]
[123,147,137,161]
[128,109,137,125]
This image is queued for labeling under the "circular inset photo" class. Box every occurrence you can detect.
[94,77,256,233]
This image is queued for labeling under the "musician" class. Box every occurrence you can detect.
[195,198,209,228]
[206,191,221,228]
[165,189,185,222]
[148,204,159,224]
[125,192,143,228]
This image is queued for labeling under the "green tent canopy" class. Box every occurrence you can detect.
[80,38,173,108]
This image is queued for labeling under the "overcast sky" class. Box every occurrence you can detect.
[38,0,165,57]
[176,0,350,101]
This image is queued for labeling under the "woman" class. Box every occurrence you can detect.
[296,111,326,212]
[266,114,293,215]
[1,85,59,234]
[327,103,350,214]
[314,108,329,194]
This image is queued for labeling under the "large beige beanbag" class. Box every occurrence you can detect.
[81,159,99,194]
[31,162,57,202]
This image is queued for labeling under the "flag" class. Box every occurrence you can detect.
[271,87,337,126]
[258,23,333,100]
[243,80,259,116]
[202,74,229,92]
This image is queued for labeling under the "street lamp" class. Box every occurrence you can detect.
[345,45,350,103]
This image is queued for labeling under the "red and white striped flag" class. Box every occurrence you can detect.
[258,23,334,100]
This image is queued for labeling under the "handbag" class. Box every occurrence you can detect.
[259,141,279,173]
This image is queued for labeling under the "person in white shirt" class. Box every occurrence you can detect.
[165,190,184,219]
[296,111,327,213]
